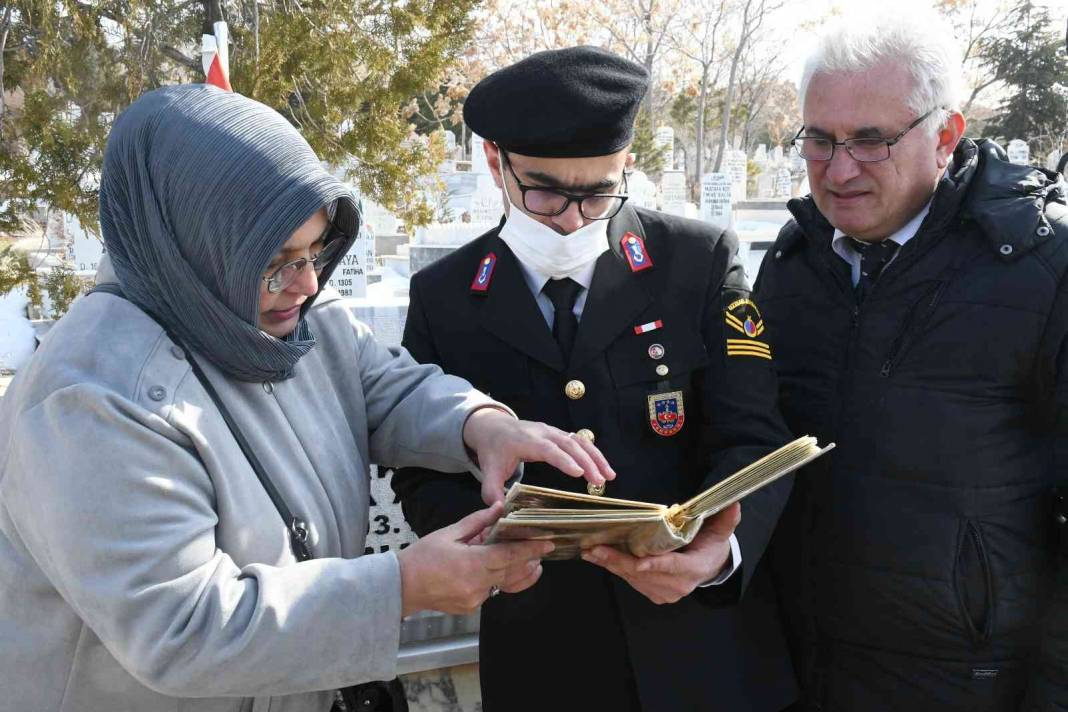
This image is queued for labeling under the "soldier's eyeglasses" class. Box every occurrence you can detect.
[502,154,629,220]
[262,223,349,294]
[791,108,940,163]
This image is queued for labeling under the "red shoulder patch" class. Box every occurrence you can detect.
[470,253,497,293]
[621,232,653,272]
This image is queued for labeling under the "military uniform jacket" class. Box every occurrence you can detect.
[392,205,797,712]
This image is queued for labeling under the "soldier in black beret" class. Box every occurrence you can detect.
[393,46,797,712]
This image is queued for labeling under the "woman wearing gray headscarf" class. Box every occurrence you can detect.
[0,85,613,712]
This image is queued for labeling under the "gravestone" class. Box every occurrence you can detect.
[700,173,732,231]
[63,213,104,274]
[753,144,768,167]
[627,170,659,210]
[1046,149,1062,172]
[360,198,399,238]
[327,225,373,298]
[469,175,502,224]
[656,126,675,169]
[756,170,774,199]
[729,150,748,202]
[439,130,458,173]
[471,134,490,175]
[660,170,687,216]
[775,167,792,199]
[790,148,805,173]
[1007,139,1030,165]
[771,145,784,164]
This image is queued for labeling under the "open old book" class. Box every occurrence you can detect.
[486,436,833,559]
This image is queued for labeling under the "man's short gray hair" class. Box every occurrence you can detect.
[799,12,964,134]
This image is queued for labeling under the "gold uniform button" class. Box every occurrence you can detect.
[587,481,606,496]
[655,364,670,377]
[574,428,595,443]
[565,380,586,400]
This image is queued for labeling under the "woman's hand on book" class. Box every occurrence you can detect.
[463,408,616,505]
[580,503,741,605]
[397,502,554,617]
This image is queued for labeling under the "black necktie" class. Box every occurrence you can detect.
[849,237,900,303]
[542,277,583,362]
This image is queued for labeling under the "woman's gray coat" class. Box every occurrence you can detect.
[0,277,496,711]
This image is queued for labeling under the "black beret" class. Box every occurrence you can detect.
[464,46,650,158]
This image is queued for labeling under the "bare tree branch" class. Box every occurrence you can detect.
[0,3,14,137]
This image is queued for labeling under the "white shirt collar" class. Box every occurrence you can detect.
[831,197,933,276]
[514,253,598,296]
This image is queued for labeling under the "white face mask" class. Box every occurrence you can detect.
[497,188,611,281]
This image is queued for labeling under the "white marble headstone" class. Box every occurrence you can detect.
[756,170,774,199]
[660,170,687,216]
[469,174,502,224]
[772,145,784,164]
[627,170,659,210]
[1046,149,1062,172]
[730,150,748,203]
[327,226,373,298]
[656,126,675,169]
[775,167,792,199]
[63,213,103,274]
[471,134,489,175]
[753,144,768,167]
[700,173,732,230]
[361,198,399,237]
[1007,139,1030,165]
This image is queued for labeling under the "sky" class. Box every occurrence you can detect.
[778,0,1068,85]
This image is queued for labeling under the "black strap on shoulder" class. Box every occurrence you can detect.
[89,284,313,562]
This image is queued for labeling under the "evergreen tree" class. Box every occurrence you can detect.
[0,0,478,232]
[981,0,1068,154]
[631,112,666,178]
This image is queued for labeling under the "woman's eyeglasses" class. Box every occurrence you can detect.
[262,223,350,294]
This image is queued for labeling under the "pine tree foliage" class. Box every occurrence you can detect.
[981,0,1068,154]
[0,0,479,232]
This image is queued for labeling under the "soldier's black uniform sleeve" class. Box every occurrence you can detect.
[696,230,795,602]
[1024,275,1068,712]
[390,275,484,537]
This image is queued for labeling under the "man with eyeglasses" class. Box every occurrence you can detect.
[753,14,1068,711]
[392,46,797,711]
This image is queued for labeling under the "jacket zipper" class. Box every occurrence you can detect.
[955,520,995,644]
[879,280,948,378]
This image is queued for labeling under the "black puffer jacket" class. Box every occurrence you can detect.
[755,139,1068,711]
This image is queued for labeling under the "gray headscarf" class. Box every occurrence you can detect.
[99,84,359,382]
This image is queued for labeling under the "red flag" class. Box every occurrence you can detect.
[201,21,232,91]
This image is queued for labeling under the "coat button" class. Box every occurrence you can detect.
[147,385,167,401]
[775,250,783,259]
[565,380,586,400]
[574,428,595,443]
[655,364,670,377]
[587,481,606,496]
[170,345,185,360]
[1037,226,1051,237]
[999,244,1013,255]
[262,381,274,394]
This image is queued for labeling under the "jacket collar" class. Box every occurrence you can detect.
[569,203,653,370]
[476,203,654,373]
[961,140,1066,259]
[780,138,1064,261]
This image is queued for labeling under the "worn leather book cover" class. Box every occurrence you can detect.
[487,436,834,559]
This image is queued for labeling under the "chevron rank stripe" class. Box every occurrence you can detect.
[725,312,766,337]
[727,338,772,360]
